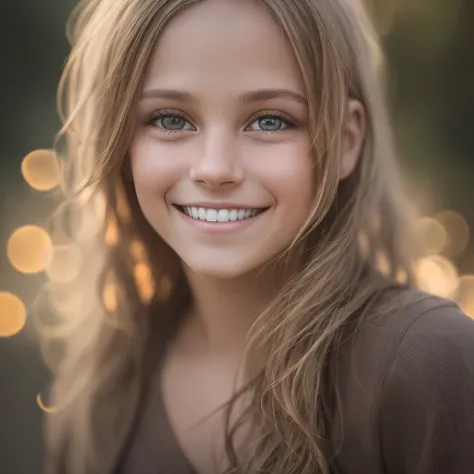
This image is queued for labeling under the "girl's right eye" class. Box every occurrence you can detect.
[145,111,195,133]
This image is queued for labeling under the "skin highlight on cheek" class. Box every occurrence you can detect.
[129,2,316,280]
[45,2,449,474]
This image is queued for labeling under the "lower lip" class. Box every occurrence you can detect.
[174,207,268,234]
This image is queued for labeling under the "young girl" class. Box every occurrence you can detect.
[42,0,474,473]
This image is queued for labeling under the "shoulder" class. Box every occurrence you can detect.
[328,286,474,473]
[376,289,474,473]
[384,294,474,381]
[335,286,472,392]
[374,287,474,380]
[350,285,474,366]
[374,287,474,396]
[379,292,474,419]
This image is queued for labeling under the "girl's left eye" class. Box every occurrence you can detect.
[246,115,291,132]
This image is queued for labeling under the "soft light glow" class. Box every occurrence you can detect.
[7,225,52,274]
[45,245,82,283]
[36,393,58,414]
[130,239,147,262]
[455,275,474,319]
[105,216,119,247]
[103,282,118,312]
[157,275,173,302]
[116,182,131,223]
[133,263,155,304]
[48,284,83,315]
[435,211,470,258]
[74,209,102,242]
[0,292,27,337]
[415,255,459,298]
[72,191,107,241]
[21,149,61,191]
[375,250,391,276]
[417,217,447,255]
[396,268,408,284]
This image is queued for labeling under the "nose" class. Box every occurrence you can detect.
[190,129,244,189]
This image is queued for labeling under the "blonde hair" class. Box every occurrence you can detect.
[42,1,420,473]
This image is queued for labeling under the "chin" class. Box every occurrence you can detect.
[180,253,267,281]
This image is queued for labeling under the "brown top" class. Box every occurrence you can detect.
[115,287,474,474]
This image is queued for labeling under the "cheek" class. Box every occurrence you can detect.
[249,140,315,216]
[128,138,190,244]
[129,138,185,203]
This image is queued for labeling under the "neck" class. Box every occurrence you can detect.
[177,260,294,359]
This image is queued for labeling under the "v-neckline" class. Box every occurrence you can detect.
[112,296,199,474]
[156,347,198,474]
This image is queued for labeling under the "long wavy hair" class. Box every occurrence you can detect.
[41,1,421,473]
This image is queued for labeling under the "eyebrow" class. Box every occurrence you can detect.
[140,88,308,106]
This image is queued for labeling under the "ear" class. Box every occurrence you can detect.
[339,99,367,181]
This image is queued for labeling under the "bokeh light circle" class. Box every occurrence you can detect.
[7,226,52,274]
[0,292,27,337]
[45,245,82,283]
[435,211,470,258]
[48,284,84,316]
[21,149,61,191]
[417,217,447,255]
[415,255,459,298]
[455,275,474,319]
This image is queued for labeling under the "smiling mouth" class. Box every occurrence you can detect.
[173,205,269,223]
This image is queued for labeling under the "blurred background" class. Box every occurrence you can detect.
[0,0,473,472]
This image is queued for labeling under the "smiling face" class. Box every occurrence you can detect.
[129,0,316,279]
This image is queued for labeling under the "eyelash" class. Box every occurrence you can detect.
[144,108,296,135]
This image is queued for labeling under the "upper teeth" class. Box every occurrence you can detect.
[182,207,260,222]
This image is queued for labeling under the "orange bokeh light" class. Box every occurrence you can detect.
[417,217,447,255]
[133,263,155,304]
[0,292,27,337]
[7,225,52,274]
[21,149,61,191]
[455,275,474,319]
[415,255,459,298]
[103,282,118,312]
[105,217,119,247]
[435,211,470,258]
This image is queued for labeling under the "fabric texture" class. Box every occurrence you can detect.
[116,288,474,474]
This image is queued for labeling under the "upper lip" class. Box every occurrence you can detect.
[173,202,269,210]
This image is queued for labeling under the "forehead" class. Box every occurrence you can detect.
[143,0,304,94]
